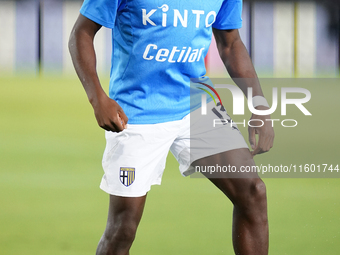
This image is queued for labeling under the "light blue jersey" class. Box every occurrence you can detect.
[80,0,242,124]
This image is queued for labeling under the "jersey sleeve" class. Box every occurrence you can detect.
[213,0,243,30]
[80,0,120,29]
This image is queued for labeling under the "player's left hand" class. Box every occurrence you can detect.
[248,106,275,156]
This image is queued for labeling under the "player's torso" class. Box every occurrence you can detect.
[111,0,227,124]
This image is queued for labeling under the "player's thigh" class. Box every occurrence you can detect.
[192,148,265,204]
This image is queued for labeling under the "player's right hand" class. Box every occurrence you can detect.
[90,94,128,132]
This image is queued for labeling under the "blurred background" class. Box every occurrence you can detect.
[0,0,339,77]
[0,1,339,255]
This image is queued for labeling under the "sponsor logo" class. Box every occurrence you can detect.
[141,5,213,63]
[143,44,205,63]
[142,4,216,28]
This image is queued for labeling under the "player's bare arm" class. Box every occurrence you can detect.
[213,28,274,156]
[69,14,127,132]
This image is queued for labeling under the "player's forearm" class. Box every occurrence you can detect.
[69,27,106,105]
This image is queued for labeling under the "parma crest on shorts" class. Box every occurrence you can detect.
[120,167,135,187]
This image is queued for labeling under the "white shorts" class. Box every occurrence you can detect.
[100,101,248,197]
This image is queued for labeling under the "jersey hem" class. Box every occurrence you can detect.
[126,111,189,125]
[124,96,213,124]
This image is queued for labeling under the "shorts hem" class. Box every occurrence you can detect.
[99,182,161,198]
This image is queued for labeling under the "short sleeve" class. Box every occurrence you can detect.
[213,0,243,30]
[80,0,120,29]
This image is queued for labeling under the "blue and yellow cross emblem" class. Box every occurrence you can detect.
[120,167,135,187]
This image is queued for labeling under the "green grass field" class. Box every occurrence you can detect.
[0,76,339,254]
